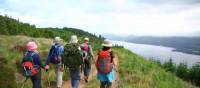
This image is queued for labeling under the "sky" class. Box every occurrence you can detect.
[0,0,200,36]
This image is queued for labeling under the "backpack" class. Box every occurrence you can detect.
[49,45,61,64]
[62,43,83,68]
[96,50,112,74]
[21,52,39,77]
[81,43,90,61]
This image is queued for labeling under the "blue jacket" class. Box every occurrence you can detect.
[45,43,64,65]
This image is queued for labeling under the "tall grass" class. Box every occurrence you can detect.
[0,35,70,88]
[114,48,195,88]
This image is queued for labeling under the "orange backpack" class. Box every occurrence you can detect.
[96,50,112,74]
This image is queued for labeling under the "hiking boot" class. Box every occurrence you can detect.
[85,79,88,83]
[84,76,88,83]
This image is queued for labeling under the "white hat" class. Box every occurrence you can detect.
[102,40,112,47]
[54,36,62,43]
[70,35,78,43]
[84,37,89,41]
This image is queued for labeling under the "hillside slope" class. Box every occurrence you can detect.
[0,15,196,88]
[86,48,196,88]
[0,35,196,88]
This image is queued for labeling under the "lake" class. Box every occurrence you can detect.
[113,41,200,66]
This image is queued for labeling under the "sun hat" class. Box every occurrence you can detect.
[54,36,62,43]
[84,37,89,41]
[102,40,112,47]
[26,41,38,51]
[69,35,78,43]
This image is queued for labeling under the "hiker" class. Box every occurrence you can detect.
[95,40,117,88]
[45,37,64,88]
[21,41,43,88]
[81,37,94,82]
[63,35,82,88]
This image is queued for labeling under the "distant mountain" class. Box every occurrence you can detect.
[102,33,139,41]
[102,34,200,55]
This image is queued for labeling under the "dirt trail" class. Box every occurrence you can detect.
[62,56,119,88]
[62,64,97,88]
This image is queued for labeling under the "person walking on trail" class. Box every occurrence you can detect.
[95,40,117,88]
[21,41,44,88]
[81,37,94,82]
[45,37,64,88]
[62,35,82,88]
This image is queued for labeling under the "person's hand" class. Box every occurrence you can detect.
[45,65,49,71]
[60,65,64,72]
[114,67,118,72]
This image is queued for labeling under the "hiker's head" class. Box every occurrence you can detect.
[26,41,38,51]
[54,36,62,44]
[70,35,78,43]
[84,37,89,43]
[102,40,112,51]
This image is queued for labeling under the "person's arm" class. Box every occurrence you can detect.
[45,46,54,71]
[112,57,117,72]
[33,54,44,69]
[58,46,64,64]
[111,51,118,72]
[95,50,100,67]
[45,48,52,65]
[89,45,94,58]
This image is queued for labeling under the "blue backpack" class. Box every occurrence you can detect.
[49,45,61,64]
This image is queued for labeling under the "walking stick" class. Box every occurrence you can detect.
[21,77,28,88]
[46,70,51,88]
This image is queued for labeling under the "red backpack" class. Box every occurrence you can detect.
[96,50,112,74]
[21,52,39,77]
[81,43,90,60]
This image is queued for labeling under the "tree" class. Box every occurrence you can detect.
[176,63,188,80]
[188,63,200,86]
[162,58,176,73]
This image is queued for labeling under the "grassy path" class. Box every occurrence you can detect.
[62,64,97,88]
[62,56,119,88]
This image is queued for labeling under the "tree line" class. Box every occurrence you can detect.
[0,15,104,46]
[150,59,200,87]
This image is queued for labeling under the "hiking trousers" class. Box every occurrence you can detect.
[55,64,63,88]
[69,66,81,88]
[71,79,79,88]
[84,59,91,78]
[31,71,42,88]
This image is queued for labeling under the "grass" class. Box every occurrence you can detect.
[85,47,196,88]
[0,35,197,88]
[0,35,69,88]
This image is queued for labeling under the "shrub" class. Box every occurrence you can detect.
[162,59,176,73]
[176,63,188,80]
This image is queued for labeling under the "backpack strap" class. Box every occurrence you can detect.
[51,45,61,56]
[24,51,37,65]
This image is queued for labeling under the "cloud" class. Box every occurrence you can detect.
[135,0,200,5]
[0,0,200,36]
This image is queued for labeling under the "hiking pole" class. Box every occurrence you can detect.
[46,69,51,88]
[21,77,28,88]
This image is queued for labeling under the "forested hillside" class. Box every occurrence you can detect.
[0,15,104,45]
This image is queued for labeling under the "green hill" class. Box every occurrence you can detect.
[0,15,104,49]
[86,47,196,88]
[0,15,196,88]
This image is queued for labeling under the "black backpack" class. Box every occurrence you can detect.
[62,43,83,68]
